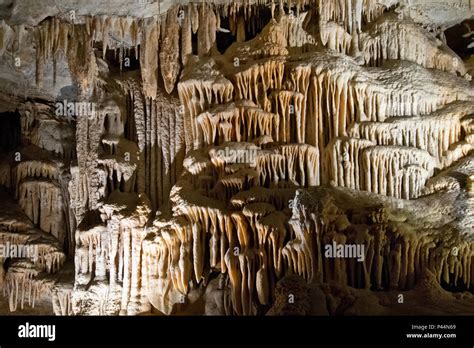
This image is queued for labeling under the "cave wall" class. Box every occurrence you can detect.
[0,0,473,316]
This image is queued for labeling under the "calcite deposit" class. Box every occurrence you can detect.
[0,0,473,316]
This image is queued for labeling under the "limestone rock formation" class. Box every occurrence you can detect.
[0,0,473,316]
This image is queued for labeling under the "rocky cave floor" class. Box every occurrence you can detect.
[0,0,473,316]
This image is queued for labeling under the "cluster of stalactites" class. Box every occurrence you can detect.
[325,138,435,199]
[178,62,234,151]
[318,0,386,34]
[74,192,153,315]
[143,171,474,315]
[18,102,76,159]
[21,0,474,100]
[35,18,97,95]
[14,160,59,197]
[18,179,66,244]
[142,199,292,315]
[349,114,463,162]
[0,231,65,274]
[2,262,51,312]
[204,142,319,189]
[26,1,204,97]
[285,53,474,157]
[359,13,467,75]
[122,81,185,210]
[291,190,474,291]
[196,101,280,146]
[361,146,435,199]
[324,101,474,198]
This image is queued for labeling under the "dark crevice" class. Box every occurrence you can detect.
[0,110,21,153]
[445,20,474,60]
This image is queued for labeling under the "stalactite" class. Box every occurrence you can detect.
[18,180,66,245]
[52,286,74,315]
[0,20,13,57]
[143,220,195,315]
[271,90,305,143]
[361,146,435,199]
[191,3,200,34]
[14,161,59,193]
[66,25,96,97]
[276,144,320,186]
[3,0,474,317]
[360,13,466,75]
[324,137,375,189]
[99,192,152,315]
[140,17,159,99]
[233,59,285,112]
[197,101,279,146]
[181,7,192,66]
[160,6,181,94]
[178,60,234,151]
[198,3,217,56]
[349,112,463,164]
[280,12,315,48]
[75,223,108,286]
[318,0,385,34]
[3,262,51,312]
[319,21,352,53]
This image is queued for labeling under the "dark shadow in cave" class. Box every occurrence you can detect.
[0,110,21,153]
[445,20,474,60]
[216,16,236,54]
[98,43,141,73]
